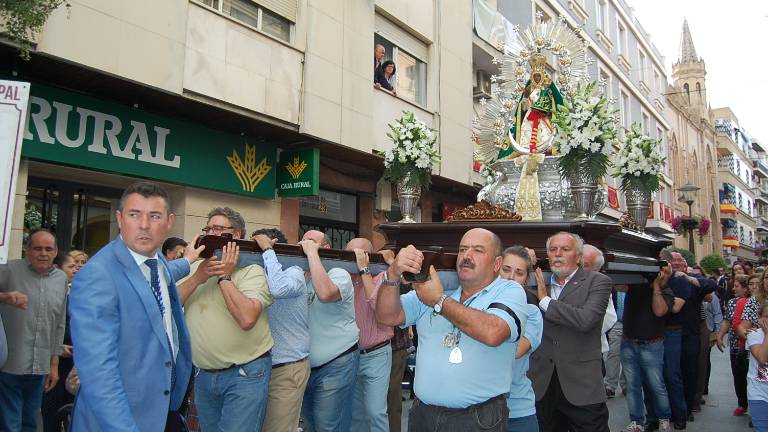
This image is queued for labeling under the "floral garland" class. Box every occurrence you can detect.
[614,123,666,193]
[551,81,618,181]
[383,111,441,189]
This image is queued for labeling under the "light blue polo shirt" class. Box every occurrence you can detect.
[508,304,543,418]
[307,267,359,367]
[401,277,527,408]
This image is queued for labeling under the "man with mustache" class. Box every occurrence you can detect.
[529,232,612,432]
[376,228,527,431]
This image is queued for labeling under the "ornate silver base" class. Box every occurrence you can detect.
[625,187,652,232]
[396,180,421,223]
[477,156,606,221]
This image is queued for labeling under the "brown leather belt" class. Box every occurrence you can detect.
[361,339,391,354]
[272,356,308,370]
[202,350,271,373]
[623,336,664,345]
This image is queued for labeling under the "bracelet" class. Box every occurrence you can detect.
[217,275,232,284]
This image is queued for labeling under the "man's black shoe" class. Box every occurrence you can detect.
[688,413,695,422]
[673,420,686,430]
[645,420,659,431]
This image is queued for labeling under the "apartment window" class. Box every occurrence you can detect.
[595,0,607,31]
[639,52,646,82]
[620,90,630,129]
[599,68,611,98]
[654,69,661,94]
[617,22,627,56]
[641,112,650,134]
[374,25,428,106]
[197,0,294,43]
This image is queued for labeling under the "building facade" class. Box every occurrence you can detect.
[713,107,762,263]
[471,0,674,233]
[666,20,721,260]
[3,0,481,258]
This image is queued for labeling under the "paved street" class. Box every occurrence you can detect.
[400,346,754,431]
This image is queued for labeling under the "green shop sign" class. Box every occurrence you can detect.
[277,148,319,197]
[22,84,276,198]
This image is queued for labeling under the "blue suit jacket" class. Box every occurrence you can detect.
[69,238,192,432]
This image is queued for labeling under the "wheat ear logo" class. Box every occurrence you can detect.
[226,144,271,192]
[285,157,308,180]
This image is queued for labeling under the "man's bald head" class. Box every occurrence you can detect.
[345,238,373,253]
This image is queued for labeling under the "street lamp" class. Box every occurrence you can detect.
[678,183,701,254]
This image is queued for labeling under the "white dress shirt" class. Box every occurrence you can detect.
[127,247,175,357]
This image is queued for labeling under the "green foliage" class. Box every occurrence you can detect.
[0,0,69,60]
[700,253,728,276]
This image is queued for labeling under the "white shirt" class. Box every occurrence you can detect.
[126,247,175,357]
[539,268,579,312]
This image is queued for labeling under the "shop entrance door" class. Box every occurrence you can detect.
[299,190,358,249]
[25,178,122,255]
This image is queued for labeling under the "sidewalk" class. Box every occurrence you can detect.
[607,345,752,431]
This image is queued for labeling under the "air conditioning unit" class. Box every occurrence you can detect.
[473,70,492,99]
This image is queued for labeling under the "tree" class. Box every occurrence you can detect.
[700,253,728,276]
[0,0,70,60]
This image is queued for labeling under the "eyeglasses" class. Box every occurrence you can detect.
[201,225,234,234]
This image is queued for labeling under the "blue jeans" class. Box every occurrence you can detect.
[658,328,687,421]
[302,349,360,432]
[751,399,768,432]
[352,344,392,432]
[194,355,272,432]
[507,414,540,431]
[621,339,671,423]
[0,371,46,432]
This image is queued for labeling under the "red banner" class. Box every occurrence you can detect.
[607,186,620,209]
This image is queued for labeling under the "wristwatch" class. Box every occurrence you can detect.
[434,294,449,314]
[382,271,400,287]
[358,267,371,276]
[217,275,232,284]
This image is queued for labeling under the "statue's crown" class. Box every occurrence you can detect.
[528,53,547,71]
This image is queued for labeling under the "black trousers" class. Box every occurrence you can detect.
[407,394,508,432]
[535,368,610,432]
[731,350,749,409]
[681,332,700,413]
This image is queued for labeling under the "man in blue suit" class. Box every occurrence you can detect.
[69,181,194,431]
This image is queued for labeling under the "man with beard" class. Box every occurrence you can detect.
[529,232,612,432]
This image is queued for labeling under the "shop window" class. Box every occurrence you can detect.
[197,0,293,43]
[25,179,121,255]
[299,190,358,249]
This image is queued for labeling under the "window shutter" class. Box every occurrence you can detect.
[255,0,297,22]
[374,14,428,62]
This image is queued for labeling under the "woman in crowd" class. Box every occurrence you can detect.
[499,245,544,432]
[374,60,397,95]
[717,274,751,416]
[747,303,768,431]
[68,249,89,273]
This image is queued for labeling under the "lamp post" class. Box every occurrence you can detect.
[678,183,701,254]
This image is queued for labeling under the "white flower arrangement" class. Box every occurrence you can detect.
[551,82,618,180]
[383,111,440,189]
[614,123,666,193]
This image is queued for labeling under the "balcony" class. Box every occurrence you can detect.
[754,159,768,178]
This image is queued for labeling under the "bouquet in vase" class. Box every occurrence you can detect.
[614,123,666,193]
[383,111,440,190]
